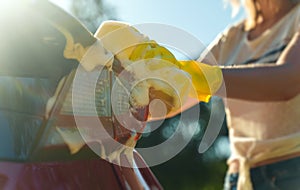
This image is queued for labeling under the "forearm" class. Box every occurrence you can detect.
[215,31,300,101]
[217,63,300,101]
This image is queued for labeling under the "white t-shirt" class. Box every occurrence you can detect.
[200,4,300,189]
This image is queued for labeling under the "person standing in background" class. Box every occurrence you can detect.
[199,0,300,189]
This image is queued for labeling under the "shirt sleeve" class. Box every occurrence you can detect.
[197,22,244,66]
[197,32,225,65]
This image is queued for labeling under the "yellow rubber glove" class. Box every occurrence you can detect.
[177,60,223,102]
[129,41,223,103]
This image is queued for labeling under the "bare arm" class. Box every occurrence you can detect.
[216,32,300,101]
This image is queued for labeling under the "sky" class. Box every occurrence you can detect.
[52,0,245,45]
[102,0,245,45]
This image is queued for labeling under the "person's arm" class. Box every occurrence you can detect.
[216,32,300,101]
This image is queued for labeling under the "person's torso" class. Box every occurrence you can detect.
[208,4,300,160]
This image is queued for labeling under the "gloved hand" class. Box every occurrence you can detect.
[129,41,223,103]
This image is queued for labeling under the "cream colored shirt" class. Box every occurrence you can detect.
[200,4,300,190]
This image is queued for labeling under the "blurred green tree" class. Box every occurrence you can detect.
[71,0,117,32]
[137,101,229,190]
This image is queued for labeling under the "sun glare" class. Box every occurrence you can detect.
[0,1,22,18]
